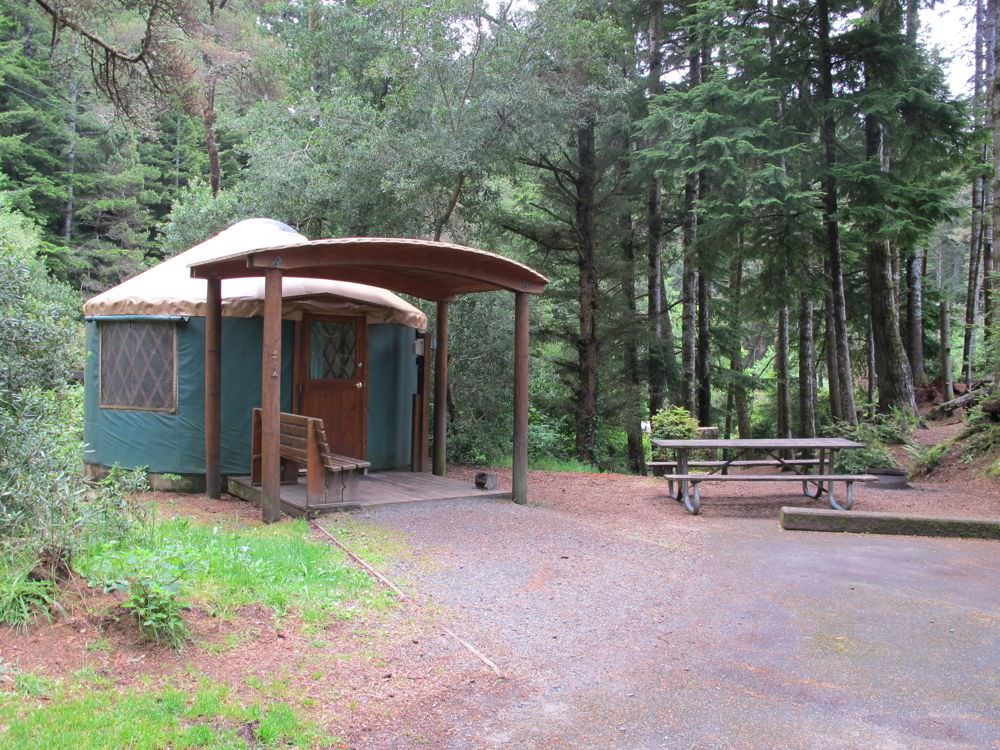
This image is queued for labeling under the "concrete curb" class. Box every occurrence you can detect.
[780,507,1000,540]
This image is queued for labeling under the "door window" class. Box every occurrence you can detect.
[309,320,356,380]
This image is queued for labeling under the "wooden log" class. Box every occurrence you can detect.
[204,276,222,498]
[512,292,529,504]
[929,386,991,419]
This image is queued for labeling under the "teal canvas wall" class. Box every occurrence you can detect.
[84,318,417,475]
[367,324,417,470]
[84,317,294,475]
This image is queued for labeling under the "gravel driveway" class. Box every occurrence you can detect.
[337,496,1000,749]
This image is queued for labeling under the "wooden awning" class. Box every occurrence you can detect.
[189,237,548,301]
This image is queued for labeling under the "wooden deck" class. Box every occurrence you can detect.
[227,471,511,518]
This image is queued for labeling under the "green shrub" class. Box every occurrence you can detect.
[0,559,56,628]
[905,441,951,477]
[650,405,700,440]
[77,542,199,648]
[649,405,700,462]
[826,420,897,473]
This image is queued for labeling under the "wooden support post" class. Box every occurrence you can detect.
[261,268,283,523]
[513,292,530,504]
[204,276,222,499]
[433,301,449,476]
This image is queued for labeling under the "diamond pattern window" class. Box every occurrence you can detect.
[309,321,356,380]
[100,321,177,412]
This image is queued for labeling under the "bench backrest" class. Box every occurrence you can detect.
[251,409,369,485]
[251,409,332,483]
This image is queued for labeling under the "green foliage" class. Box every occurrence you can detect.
[960,399,1000,462]
[862,409,919,445]
[0,559,55,628]
[905,441,952,478]
[0,202,81,393]
[0,673,335,748]
[158,182,242,258]
[826,421,898,473]
[77,542,197,647]
[650,406,699,461]
[650,406,700,441]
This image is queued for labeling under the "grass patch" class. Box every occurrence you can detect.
[0,672,335,749]
[0,559,56,629]
[75,517,395,637]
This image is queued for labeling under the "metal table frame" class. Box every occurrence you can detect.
[651,438,864,515]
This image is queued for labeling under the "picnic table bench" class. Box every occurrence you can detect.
[651,437,875,515]
[251,408,370,509]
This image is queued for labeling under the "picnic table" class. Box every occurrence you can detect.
[650,437,871,515]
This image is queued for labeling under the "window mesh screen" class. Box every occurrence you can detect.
[309,321,356,380]
[100,321,176,411]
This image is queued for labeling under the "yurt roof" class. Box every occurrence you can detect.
[83,219,428,330]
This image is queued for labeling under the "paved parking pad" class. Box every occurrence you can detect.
[353,498,1000,749]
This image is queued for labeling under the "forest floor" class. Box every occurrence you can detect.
[1,419,997,748]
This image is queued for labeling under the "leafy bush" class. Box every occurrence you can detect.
[863,409,919,445]
[960,399,1000,462]
[0,204,150,625]
[78,542,199,647]
[650,405,700,461]
[650,406,699,440]
[826,421,897,473]
[905,441,952,477]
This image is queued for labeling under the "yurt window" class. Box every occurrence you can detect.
[99,321,177,412]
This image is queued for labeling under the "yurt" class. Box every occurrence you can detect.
[82,219,428,487]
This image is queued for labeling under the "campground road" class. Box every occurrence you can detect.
[341,497,1000,749]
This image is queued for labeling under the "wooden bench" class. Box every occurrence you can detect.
[251,409,370,508]
[649,459,820,476]
[666,472,878,514]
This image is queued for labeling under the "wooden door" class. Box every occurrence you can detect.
[296,315,367,459]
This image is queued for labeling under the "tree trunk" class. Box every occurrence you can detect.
[824,294,842,421]
[63,38,79,242]
[988,0,999,346]
[818,0,858,424]
[905,0,919,42]
[965,0,987,383]
[940,299,954,402]
[867,210,917,414]
[864,52,917,415]
[646,0,669,417]
[680,45,700,417]
[574,119,599,464]
[697,271,711,425]
[776,306,792,440]
[798,295,817,438]
[203,82,221,197]
[906,248,925,385]
[695,42,711,427]
[729,254,751,438]
[618,134,645,474]
[681,195,697,417]
[867,314,877,418]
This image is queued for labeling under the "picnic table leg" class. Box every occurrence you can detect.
[685,480,702,515]
[803,448,826,499]
[678,449,691,510]
[828,479,854,511]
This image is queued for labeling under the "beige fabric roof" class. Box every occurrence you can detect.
[83,219,428,330]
